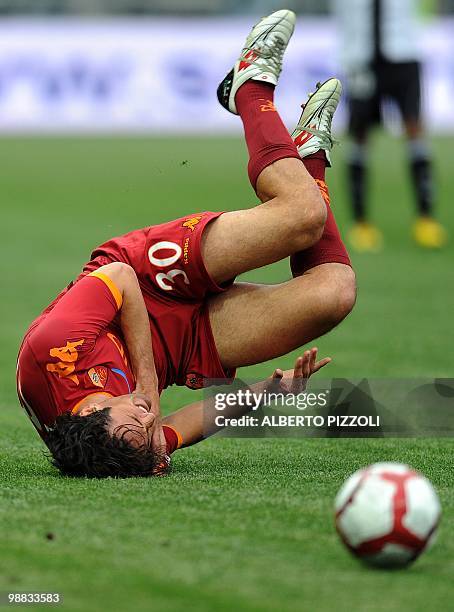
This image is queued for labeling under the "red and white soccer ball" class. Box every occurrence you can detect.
[334,462,441,568]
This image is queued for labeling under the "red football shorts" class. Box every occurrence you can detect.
[81,211,234,389]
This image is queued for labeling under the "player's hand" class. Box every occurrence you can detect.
[131,389,166,459]
[269,348,331,395]
[133,385,161,417]
[133,396,166,458]
[150,417,167,461]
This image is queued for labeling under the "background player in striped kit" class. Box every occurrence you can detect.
[333,0,447,251]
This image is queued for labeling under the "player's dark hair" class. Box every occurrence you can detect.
[46,409,168,478]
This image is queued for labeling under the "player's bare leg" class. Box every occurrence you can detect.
[202,158,326,283]
[201,10,327,284]
[198,15,355,369]
[208,79,356,368]
[209,264,355,368]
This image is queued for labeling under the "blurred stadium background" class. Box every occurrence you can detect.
[1,0,454,13]
[1,2,453,611]
[1,0,454,133]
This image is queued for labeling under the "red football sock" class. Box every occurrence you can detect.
[235,81,301,191]
[290,151,352,277]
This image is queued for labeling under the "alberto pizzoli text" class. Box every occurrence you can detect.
[214,414,381,428]
[213,390,380,429]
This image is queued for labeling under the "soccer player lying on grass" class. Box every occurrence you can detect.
[16,10,356,477]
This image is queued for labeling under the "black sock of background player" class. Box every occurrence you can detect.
[348,160,367,222]
[409,153,434,217]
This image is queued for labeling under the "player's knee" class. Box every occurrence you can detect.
[304,198,327,245]
[285,187,327,250]
[326,265,357,324]
[307,264,356,328]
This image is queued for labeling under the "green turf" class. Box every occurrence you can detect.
[1,136,453,611]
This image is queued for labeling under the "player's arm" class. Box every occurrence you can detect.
[89,263,160,413]
[30,262,160,414]
[163,349,331,449]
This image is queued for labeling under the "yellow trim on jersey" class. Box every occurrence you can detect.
[88,272,123,310]
[71,392,114,415]
[163,424,184,449]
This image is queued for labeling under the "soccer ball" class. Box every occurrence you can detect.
[334,462,441,568]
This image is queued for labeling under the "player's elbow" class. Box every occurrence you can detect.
[113,262,135,279]
[99,262,137,292]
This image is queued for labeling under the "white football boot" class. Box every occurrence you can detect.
[217,9,296,115]
[292,78,343,167]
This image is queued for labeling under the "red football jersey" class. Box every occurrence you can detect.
[16,272,181,454]
[17,272,132,429]
[17,212,235,455]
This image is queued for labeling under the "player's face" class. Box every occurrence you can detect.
[87,393,158,450]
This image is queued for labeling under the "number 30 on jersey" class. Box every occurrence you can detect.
[148,241,190,291]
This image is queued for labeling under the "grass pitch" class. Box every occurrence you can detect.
[1,136,453,611]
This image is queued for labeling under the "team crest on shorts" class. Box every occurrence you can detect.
[185,372,205,390]
[88,366,108,389]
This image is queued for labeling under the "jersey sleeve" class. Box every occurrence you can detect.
[163,425,183,455]
[28,272,123,365]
